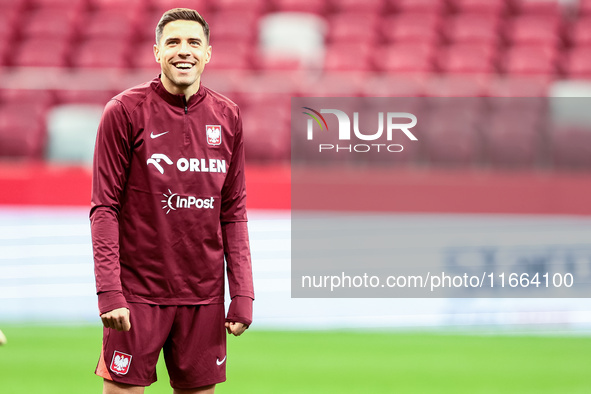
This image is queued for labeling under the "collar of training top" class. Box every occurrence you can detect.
[151,75,207,109]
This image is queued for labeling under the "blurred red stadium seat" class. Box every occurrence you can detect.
[324,43,374,72]
[503,44,558,76]
[380,12,441,45]
[372,43,436,74]
[0,89,55,108]
[512,0,562,16]
[271,0,330,15]
[208,10,259,44]
[450,0,507,15]
[0,103,47,159]
[54,89,117,106]
[504,15,564,46]
[297,72,367,97]
[149,0,210,14]
[330,0,385,14]
[0,6,19,38]
[90,0,146,13]
[235,72,300,105]
[240,92,291,115]
[83,11,139,39]
[568,16,591,47]
[488,75,551,96]
[140,10,169,41]
[444,13,500,45]
[386,0,448,13]
[562,47,591,79]
[253,51,304,71]
[437,43,498,74]
[207,41,251,71]
[132,41,160,70]
[71,39,129,69]
[13,38,70,68]
[30,0,87,11]
[327,12,380,44]
[212,0,268,13]
[579,0,591,16]
[0,40,8,67]
[425,75,490,96]
[361,75,427,96]
[22,9,80,40]
[0,0,26,7]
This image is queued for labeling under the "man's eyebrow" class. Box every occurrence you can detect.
[164,37,203,43]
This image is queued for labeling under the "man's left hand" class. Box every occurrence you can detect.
[225,321,248,336]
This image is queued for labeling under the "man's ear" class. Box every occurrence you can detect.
[205,45,212,64]
[153,44,161,64]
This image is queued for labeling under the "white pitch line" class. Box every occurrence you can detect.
[0,263,93,279]
[250,238,291,251]
[253,278,291,293]
[0,244,92,259]
[0,259,289,278]
[252,258,290,273]
[0,224,90,240]
[0,283,95,299]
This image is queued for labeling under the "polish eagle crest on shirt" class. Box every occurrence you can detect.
[206,125,222,146]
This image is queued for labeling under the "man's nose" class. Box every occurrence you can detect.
[178,41,190,55]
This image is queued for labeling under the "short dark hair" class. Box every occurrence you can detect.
[155,8,210,44]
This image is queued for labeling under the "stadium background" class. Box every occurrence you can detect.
[1,0,591,392]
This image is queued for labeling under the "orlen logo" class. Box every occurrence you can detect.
[302,107,417,153]
[162,189,215,214]
[147,154,227,175]
[147,153,173,174]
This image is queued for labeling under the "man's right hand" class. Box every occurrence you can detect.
[100,307,131,331]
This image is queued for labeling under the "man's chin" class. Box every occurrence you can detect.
[170,77,198,89]
[174,76,197,86]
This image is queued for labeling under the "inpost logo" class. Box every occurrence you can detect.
[161,189,215,214]
[302,107,417,153]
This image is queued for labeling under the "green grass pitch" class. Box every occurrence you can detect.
[0,324,589,393]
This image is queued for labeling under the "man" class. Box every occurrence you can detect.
[90,8,254,394]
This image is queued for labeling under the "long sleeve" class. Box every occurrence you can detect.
[223,221,254,325]
[90,99,133,314]
[221,108,254,325]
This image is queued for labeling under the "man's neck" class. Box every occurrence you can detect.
[161,77,200,102]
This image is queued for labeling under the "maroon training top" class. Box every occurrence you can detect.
[90,76,254,325]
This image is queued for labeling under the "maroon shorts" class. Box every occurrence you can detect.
[96,303,226,389]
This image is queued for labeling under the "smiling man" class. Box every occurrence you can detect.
[90,8,254,394]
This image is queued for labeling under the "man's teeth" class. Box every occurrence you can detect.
[175,63,193,69]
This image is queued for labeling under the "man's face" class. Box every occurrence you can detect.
[154,19,211,95]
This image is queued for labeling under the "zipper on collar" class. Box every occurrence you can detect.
[183,97,188,114]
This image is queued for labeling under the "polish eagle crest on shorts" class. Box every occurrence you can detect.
[206,125,222,146]
[110,351,132,375]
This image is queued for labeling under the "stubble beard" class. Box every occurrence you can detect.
[162,64,200,92]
